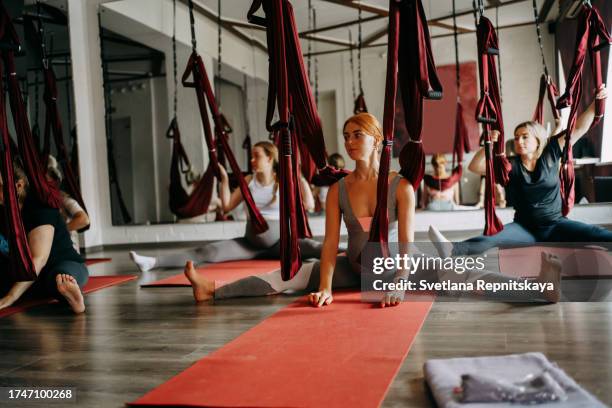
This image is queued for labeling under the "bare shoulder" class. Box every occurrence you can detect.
[396,178,415,198]
[327,181,340,197]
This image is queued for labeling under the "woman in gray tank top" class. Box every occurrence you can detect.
[183,114,563,306]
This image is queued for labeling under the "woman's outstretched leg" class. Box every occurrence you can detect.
[184,256,358,301]
[429,223,537,257]
[428,227,562,303]
[130,238,263,271]
[545,218,612,242]
[441,252,562,302]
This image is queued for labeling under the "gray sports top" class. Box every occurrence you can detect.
[338,175,402,273]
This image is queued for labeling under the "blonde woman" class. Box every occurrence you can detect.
[431,85,611,255]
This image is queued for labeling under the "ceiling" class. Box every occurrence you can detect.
[194,0,560,56]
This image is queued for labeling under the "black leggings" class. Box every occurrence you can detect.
[31,261,89,301]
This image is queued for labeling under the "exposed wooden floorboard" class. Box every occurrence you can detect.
[1,240,611,407]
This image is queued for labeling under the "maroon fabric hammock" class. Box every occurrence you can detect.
[556,4,610,216]
[40,65,89,231]
[0,4,61,209]
[248,0,348,280]
[395,0,443,188]
[532,74,560,124]
[0,61,36,283]
[353,91,368,114]
[166,118,215,219]
[182,51,267,232]
[249,1,349,186]
[475,16,511,236]
[369,0,442,256]
[214,113,233,169]
[423,169,461,191]
[242,134,253,173]
[249,0,350,280]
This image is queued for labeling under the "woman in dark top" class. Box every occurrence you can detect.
[0,161,89,313]
[430,85,610,255]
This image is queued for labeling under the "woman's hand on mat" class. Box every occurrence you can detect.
[309,288,333,307]
[0,294,16,310]
[381,291,404,308]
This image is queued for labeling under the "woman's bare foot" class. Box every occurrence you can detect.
[535,252,562,303]
[56,274,85,314]
[184,261,215,302]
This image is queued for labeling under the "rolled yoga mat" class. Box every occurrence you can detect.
[140,260,281,287]
[0,275,136,318]
[128,291,433,408]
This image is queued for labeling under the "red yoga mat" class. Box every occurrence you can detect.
[140,260,280,287]
[84,257,112,266]
[0,275,136,318]
[499,246,612,279]
[128,291,433,408]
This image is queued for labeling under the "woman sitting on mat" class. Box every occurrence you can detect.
[47,156,90,253]
[183,113,563,307]
[0,160,89,314]
[130,141,321,272]
[430,85,611,255]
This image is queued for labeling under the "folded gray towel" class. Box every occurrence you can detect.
[424,352,606,407]
[461,371,567,404]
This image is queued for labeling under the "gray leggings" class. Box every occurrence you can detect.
[154,221,325,268]
[214,255,551,302]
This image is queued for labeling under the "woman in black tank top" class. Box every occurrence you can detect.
[0,161,89,314]
[436,85,611,256]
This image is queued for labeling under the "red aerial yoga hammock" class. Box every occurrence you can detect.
[556,3,610,216]
[34,18,89,231]
[530,0,560,125]
[424,0,470,194]
[369,0,443,256]
[532,74,560,124]
[474,13,511,236]
[167,118,216,219]
[248,0,349,280]
[166,0,214,219]
[0,40,36,282]
[180,0,267,232]
[242,135,252,174]
[0,3,61,209]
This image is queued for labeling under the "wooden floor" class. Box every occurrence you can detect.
[1,236,612,407]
